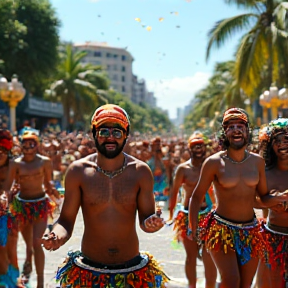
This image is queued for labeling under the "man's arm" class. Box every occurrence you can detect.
[169,165,184,220]
[42,161,82,251]
[189,158,215,239]
[137,162,164,233]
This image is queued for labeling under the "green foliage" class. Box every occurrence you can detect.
[207,0,288,98]
[47,44,109,129]
[0,0,60,94]
[184,61,245,131]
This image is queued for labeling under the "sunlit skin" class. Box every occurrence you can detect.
[189,118,288,288]
[41,122,164,267]
[4,139,54,288]
[169,142,217,288]
[256,132,288,288]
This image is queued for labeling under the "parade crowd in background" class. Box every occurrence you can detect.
[0,105,288,288]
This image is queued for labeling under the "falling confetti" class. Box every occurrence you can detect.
[176,25,180,28]
[159,17,164,22]
[146,26,152,31]
[135,18,141,22]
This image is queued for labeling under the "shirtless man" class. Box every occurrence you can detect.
[169,132,217,288]
[4,130,56,288]
[41,104,169,288]
[256,118,288,288]
[189,108,288,288]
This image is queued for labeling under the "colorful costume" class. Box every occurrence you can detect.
[55,251,169,288]
[147,157,169,202]
[261,222,288,274]
[173,192,213,242]
[9,194,55,227]
[0,264,20,288]
[0,213,9,247]
[198,211,265,265]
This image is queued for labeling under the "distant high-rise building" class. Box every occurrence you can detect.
[74,41,134,99]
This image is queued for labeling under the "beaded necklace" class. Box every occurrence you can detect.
[96,153,128,179]
[222,150,250,164]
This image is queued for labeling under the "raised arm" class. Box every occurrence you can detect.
[189,158,215,239]
[41,161,82,251]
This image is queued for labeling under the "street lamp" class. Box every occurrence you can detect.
[0,75,26,132]
[259,85,288,124]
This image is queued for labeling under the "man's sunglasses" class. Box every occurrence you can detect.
[97,128,124,139]
[22,143,37,150]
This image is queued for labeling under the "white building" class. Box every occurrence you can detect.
[74,41,134,99]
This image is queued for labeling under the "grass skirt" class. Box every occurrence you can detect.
[198,211,265,265]
[55,250,169,288]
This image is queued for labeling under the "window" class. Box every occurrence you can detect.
[113,65,118,71]
[107,65,110,70]
[114,54,118,59]
[122,86,126,92]
[121,76,125,82]
[113,74,118,81]
[94,51,101,57]
[106,53,111,58]
[121,66,126,72]
[121,55,126,61]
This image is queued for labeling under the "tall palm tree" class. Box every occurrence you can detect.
[47,44,109,128]
[206,0,288,97]
[185,61,245,131]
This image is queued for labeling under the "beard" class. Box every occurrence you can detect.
[228,135,248,150]
[94,138,126,159]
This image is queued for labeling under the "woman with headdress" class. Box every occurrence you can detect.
[0,129,23,287]
[256,118,288,288]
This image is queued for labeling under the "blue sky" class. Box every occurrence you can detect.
[50,0,247,118]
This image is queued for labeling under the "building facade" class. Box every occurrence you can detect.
[74,42,134,100]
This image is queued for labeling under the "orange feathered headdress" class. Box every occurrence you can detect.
[91,104,130,131]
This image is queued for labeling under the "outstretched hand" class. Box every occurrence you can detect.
[144,214,164,232]
[41,232,62,252]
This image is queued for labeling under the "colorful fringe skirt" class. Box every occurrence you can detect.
[9,194,56,227]
[198,211,265,265]
[261,222,288,273]
[173,206,211,242]
[0,264,20,288]
[55,250,169,288]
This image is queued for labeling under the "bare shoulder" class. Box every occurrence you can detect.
[125,153,152,176]
[203,151,223,166]
[248,151,265,164]
[37,153,51,162]
[67,153,97,171]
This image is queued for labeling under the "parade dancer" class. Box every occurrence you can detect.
[41,104,169,288]
[169,132,217,288]
[4,130,56,288]
[189,108,288,288]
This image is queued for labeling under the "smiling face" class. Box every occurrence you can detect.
[94,123,127,159]
[21,139,38,157]
[224,120,249,150]
[272,133,288,160]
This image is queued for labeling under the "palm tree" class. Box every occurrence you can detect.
[206,0,288,97]
[184,61,245,131]
[46,44,109,129]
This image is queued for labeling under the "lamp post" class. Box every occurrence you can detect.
[259,85,288,124]
[0,75,26,132]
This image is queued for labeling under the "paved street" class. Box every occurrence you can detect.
[18,208,264,287]
[16,209,207,288]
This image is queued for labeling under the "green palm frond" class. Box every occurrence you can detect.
[206,13,258,60]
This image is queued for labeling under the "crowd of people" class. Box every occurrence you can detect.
[0,104,287,288]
